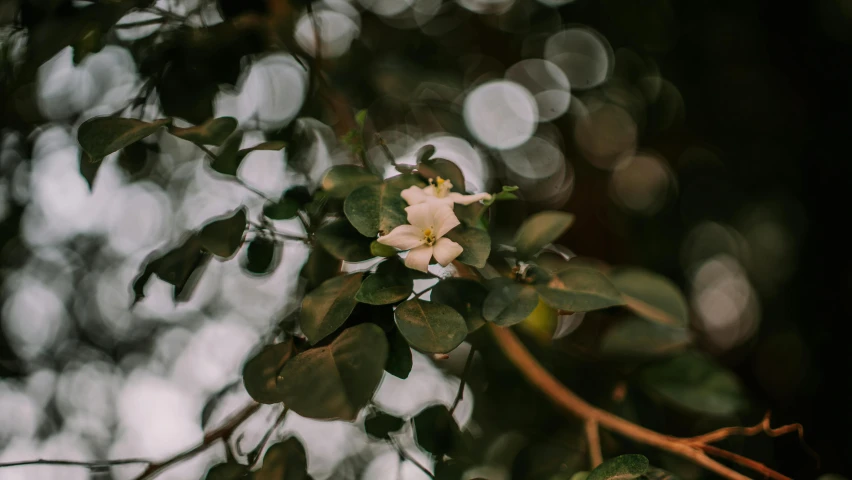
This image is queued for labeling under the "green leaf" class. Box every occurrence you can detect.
[385,328,413,379]
[482,278,539,326]
[236,141,287,162]
[316,219,375,262]
[639,352,747,416]
[168,117,238,146]
[78,150,102,190]
[430,279,488,332]
[132,235,211,304]
[204,462,249,480]
[600,317,691,359]
[483,186,520,206]
[198,207,247,258]
[117,141,150,178]
[445,225,490,268]
[321,165,381,199]
[394,299,467,353]
[587,454,649,480]
[300,245,341,291]
[536,267,625,312]
[415,144,436,164]
[243,236,281,276]
[609,268,689,327]
[300,273,362,344]
[513,211,575,259]
[417,158,465,192]
[264,198,300,220]
[413,404,463,457]
[371,240,398,258]
[344,175,426,237]
[210,130,244,176]
[355,259,413,305]
[255,437,312,480]
[364,411,405,440]
[277,324,389,421]
[355,109,368,127]
[78,117,171,160]
[242,340,294,404]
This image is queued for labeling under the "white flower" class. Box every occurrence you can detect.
[377,202,464,272]
[401,176,492,207]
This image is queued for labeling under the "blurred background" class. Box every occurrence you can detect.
[1,0,851,478]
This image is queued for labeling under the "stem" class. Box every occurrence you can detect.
[249,222,309,243]
[449,347,475,416]
[699,445,792,480]
[197,145,276,202]
[0,459,150,470]
[584,419,603,468]
[116,18,167,28]
[413,285,435,299]
[249,406,290,468]
[392,441,434,479]
[374,132,398,167]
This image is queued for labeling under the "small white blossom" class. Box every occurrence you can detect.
[401,176,492,207]
[377,202,464,272]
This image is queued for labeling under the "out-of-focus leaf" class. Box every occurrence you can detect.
[243,340,294,404]
[483,278,539,326]
[600,317,691,359]
[255,437,312,480]
[321,165,381,199]
[587,454,649,480]
[243,236,281,276]
[641,467,682,480]
[210,130,244,176]
[344,175,426,237]
[300,273,362,344]
[132,234,211,304]
[430,278,488,332]
[513,211,575,259]
[395,299,467,353]
[277,324,388,421]
[609,267,689,327]
[300,244,341,291]
[204,462,250,480]
[639,352,748,416]
[371,240,398,258]
[117,141,150,178]
[364,411,405,440]
[536,267,625,312]
[385,328,412,379]
[198,207,247,258]
[77,117,171,160]
[169,116,239,146]
[78,150,101,190]
[445,225,490,268]
[417,158,465,192]
[316,219,375,262]
[413,404,463,457]
[415,144,436,164]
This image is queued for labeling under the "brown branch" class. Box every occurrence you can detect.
[584,419,603,468]
[488,324,795,480]
[0,459,150,470]
[449,347,476,416]
[699,445,792,480]
[133,402,261,480]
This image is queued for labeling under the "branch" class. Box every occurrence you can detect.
[0,459,150,470]
[392,441,434,479]
[584,419,603,468]
[699,445,792,480]
[133,402,261,480]
[449,347,475,416]
[488,324,791,480]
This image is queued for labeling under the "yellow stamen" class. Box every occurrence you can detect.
[423,228,436,245]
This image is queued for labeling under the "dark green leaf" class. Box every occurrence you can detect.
[198,207,247,258]
[445,225,490,268]
[395,299,467,353]
[430,279,488,332]
[132,235,210,304]
[385,328,413,379]
[277,324,389,421]
[321,165,381,199]
[600,317,691,359]
[242,340,294,404]
[204,462,249,480]
[236,141,287,162]
[210,130,244,176]
[609,268,689,327]
[316,219,375,262]
[300,273,362,344]
[413,404,463,457]
[639,352,747,416]
[482,278,539,326]
[364,411,405,440]
[78,117,171,160]
[117,141,150,178]
[434,459,468,480]
[356,258,413,305]
[78,150,101,190]
[536,267,625,312]
[243,236,281,276]
[415,145,436,164]
[371,240,398,258]
[300,245,341,291]
[72,26,103,65]
[417,158,465,192]
[263,197,300,220]
[587,454,649,480]
[344,175,426,237]
[255,437,312,480]
[483,186,519,206]
[169,117,239,146]
[513,211,575,259]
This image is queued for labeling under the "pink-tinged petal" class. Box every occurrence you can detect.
[401,186,429,205]
[377,225,425,250]
[433,205,461,238]
[405,203,434,230]
[404,245,433,272]
[433,238,463,266]
[422,185,438,197]
[448,192,492,205]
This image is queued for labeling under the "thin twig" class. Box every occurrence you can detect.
[584,419,603,468]
[115,18,167,29]
[133,402,261,480]
[0,459,150,470]
[412,285,435,299]
[392,441,434,479]
[249,406,290,468]
[196,145,276,202]
[374,132,398,167]
[449,347,475,416]
[700,445,792,480]
[249,222,309,243]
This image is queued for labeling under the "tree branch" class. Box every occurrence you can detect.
[488,324,794,480]
[133,402,261,480]
[584,419,603,468]
[449,347,475,416]
[0,459,150,470]
[699,445,792,480]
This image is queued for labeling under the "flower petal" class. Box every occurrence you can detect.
[377,225,425,250]
[433,205,461,238]
[433,237,463,266]
[401,186,429,205]
[448,192,492,205]
[405,203,434,230]
[404,245,433,272]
